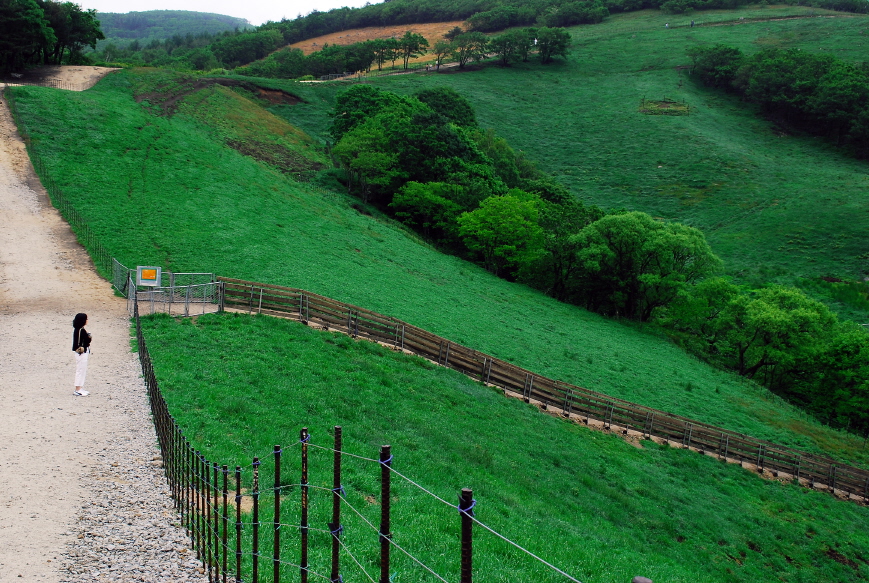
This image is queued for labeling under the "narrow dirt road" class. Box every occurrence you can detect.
[0,68,205,582]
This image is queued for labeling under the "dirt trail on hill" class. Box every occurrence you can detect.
[0,67,204,582]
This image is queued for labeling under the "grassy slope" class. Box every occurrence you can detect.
[11,69,868,467]
[142,312,869,583]
[275,6,869,319]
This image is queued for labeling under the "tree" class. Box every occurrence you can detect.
[331,119,405,203]
[535,27,571,64]
[431,39,452,70]
[398,30,428,69]
[687,44,744,88]
[458,193,544,277]
[389,181,464,242]
[0,0,55,73]
[443,26,463,41]
[415,87,477,127]
[38,1,104,64]
[531,198,605,301]
[488,31,521,66]
[371,37,399,71]
[573,212,721,320]
[451,32,488,68]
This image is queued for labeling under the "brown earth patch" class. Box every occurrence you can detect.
[226,139,326,176]
[135,77,302,115]
[825,548,859,569]
[290,21,466,57]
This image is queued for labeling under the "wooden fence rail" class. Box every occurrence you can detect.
[219,277,869,502]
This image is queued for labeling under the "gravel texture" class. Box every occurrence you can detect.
[0,69,207,583]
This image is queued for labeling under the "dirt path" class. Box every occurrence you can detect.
[0,67,203,582]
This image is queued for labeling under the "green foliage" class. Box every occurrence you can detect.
[536,26,572,63]
[209,29,282,68]
[665,281,869,432]
[0,0,55,72]
[415,86,478,127]
[398,30,429,70]
[573,212,722,321]
[458,193,544,277]
[691,44,869,154]
[452,31,489,68]
[389,181,465,243]
[0,0,103,72]
[687,43,744,87]
[94,10,250,47]
[39,0,105,64]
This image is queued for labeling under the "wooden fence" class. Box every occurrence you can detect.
[220,277,869,503]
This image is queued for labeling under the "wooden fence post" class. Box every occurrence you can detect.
[379,445,393,583]
[330,427,343,583]
[459,488,474,583]
[253,457,260,583]
[273,445,282,583]
[300,428,309,583]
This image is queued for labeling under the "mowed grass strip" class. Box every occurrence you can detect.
[10,68,869,466]
[141,312,869,583]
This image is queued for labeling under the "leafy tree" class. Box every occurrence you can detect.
[529,198,605,301]
[415,87,477,127]
[687,44,744,88]
[443,26,463,41]
[515,27,537,62]
[398,30,428,69]
[451,32,488,69]
[488,31,522,66]
[331,84,408,140]
[389,181,464,242]
[38,1,104,64]
[0,0,55,72]
[210,28,282,67]
[573,212,721,321]
[431,39,453,70]
[535,27,571,64]
[458,193,544,278]
[331,119,405,203]
[371,37,399,71]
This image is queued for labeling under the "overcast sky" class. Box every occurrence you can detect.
[79,0,373,26]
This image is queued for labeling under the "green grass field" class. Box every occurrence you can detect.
[10,11,869,579]
[10,68,869,468]
[270,6,869,320]
[141,311,869,583]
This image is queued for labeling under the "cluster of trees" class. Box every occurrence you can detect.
[1,0,103,73]
[95,10,250,44]
[688,44,869,157]
[329,85,720,317]
[91,28,283,70]
[237,27,570,80]
[665,281,869,433]
[329,84,869,435]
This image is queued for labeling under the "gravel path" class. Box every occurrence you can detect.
[0,70,207,582]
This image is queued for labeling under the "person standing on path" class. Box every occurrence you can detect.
[72,312,91,396]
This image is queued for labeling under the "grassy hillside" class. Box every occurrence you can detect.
[140,311,869,583]
[271,6,869,320]
[9,68,869,468]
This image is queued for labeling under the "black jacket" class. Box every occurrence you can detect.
[72,327,91,352]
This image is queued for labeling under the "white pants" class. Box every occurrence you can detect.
[74,351,89,387]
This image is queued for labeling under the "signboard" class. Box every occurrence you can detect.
[136,266,162,287]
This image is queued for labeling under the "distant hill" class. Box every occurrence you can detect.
[95,10,252,47]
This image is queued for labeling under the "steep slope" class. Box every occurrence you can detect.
[8,69,867,467]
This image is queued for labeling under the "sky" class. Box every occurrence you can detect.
[78,0,373,26]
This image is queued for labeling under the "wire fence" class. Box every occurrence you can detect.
[1,78,92,91]
[135,295,586,582]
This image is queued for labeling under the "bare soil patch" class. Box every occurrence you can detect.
[135,77,302,115]
[290,21,466,57]
[1,65,120,89]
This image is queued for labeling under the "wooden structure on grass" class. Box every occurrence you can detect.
[220,277,869,504]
